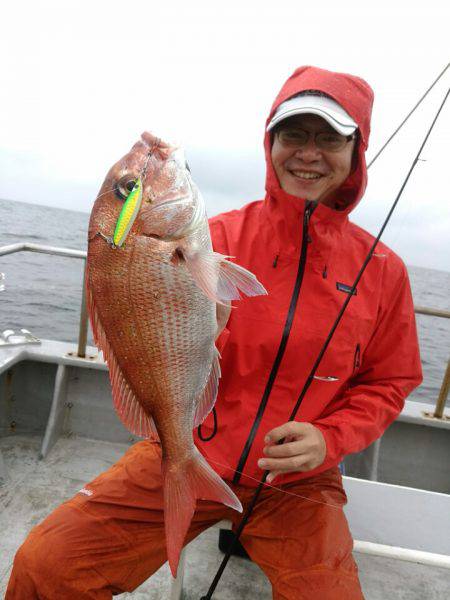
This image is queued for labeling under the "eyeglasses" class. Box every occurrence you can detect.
[275,127,356,152]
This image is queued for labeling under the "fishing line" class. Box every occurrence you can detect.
[362,64,449,257]
[140,137,160,181]
[89,138,181,207]
[381,187,418,255]
[199,85,450,600]
[90,65,450,211]
[196,63,450,501]
[80,68,449,590]
[0,432,341,510]
[367,62,449,168]
[205,456,343,510]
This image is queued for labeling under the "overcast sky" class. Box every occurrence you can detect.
[1,0,449,271]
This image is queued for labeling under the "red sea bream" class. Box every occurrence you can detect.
[86,132,266,575]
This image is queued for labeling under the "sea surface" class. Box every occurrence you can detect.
[0,198,449,407]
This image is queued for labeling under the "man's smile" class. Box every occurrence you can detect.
[289,169,325,181]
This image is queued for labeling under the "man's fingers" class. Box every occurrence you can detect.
[266,471,281,484]
[258,455,310,473]
[260,422,327,475]
[263,440,307,458]
[264,421,309,444]
[283,435,296,444]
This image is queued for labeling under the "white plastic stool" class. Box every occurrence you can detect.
[169,520,232,600]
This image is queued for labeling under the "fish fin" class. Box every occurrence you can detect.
[183,250,267,303]
[111,371,159,440]
[193,348,221,427]
[163,448,242,577]
[85,269,159,440]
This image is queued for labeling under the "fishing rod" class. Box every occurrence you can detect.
[367,62,449,168]
[199,82,450,600]
[93,64,449,206]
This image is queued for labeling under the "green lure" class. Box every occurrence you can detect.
[113,178,143,247]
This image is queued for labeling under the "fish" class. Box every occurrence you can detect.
[86,132,267,576]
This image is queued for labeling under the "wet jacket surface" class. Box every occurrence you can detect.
[194,66,423,487]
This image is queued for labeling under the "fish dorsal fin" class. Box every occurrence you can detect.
[85,269,159,440]
[193,348,221,428]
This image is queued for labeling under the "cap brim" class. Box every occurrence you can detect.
[267,91,359,137]
[268,107,357,135]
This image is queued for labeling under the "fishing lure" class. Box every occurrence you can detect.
[112,178,143,247]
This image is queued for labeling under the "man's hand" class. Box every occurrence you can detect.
[257,422,326,483]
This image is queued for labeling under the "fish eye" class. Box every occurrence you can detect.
[115,176,137,200]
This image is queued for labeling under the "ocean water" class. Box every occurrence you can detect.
[0,198,449,407]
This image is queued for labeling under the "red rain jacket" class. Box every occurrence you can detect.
[194,66,422,487]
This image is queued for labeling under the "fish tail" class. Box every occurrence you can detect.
[162,449,242,577]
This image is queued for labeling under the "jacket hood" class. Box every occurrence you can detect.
[264,65,374,216]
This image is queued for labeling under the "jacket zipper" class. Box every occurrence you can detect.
[232,201,314,484]
[353,343,361,373]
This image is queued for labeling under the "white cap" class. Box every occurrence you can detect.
[267,93,358,136]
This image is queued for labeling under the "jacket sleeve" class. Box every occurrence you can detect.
[313,261,423,466]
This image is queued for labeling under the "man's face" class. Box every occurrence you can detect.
[270,114,356,206]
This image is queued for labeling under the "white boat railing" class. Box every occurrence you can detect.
[1,242,449,419]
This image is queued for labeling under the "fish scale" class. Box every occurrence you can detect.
[129,249,214,406]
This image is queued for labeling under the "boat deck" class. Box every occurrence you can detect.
[1,435,449,599]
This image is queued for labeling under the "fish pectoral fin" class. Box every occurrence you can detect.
[193,349,221,427]
[183,249,267,304]
[162,449,242,577]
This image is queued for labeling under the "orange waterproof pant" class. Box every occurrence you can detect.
[6,441,364,599]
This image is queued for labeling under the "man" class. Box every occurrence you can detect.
[7,66,422,599]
